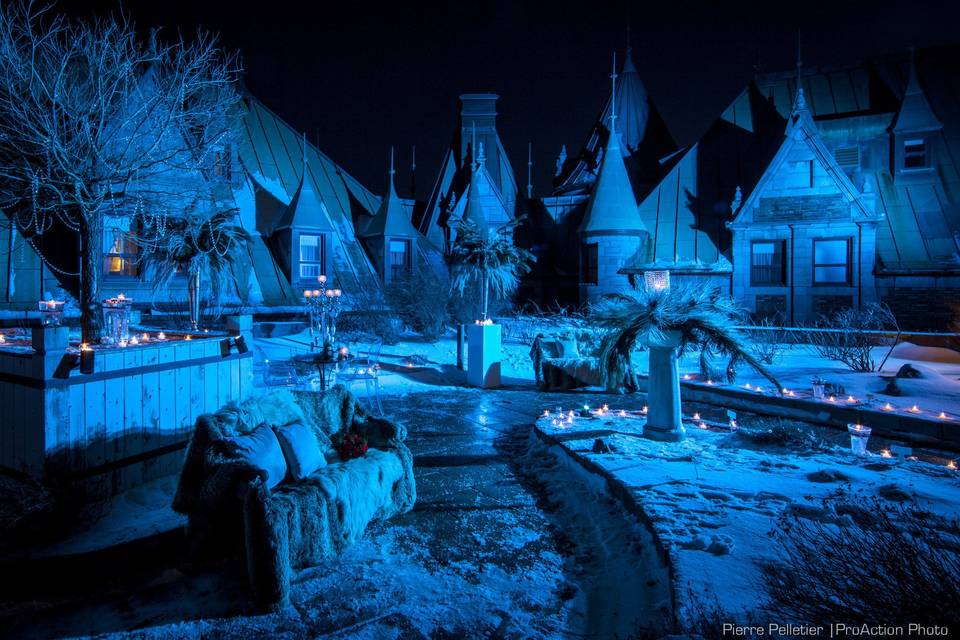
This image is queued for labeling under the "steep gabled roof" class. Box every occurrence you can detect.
[554,47,676,195]
[237,94,381,294]
[731,88,875,227]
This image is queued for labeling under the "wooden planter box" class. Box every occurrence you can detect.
[0,327,253,498]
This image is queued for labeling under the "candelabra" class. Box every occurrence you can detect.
[303,275,342,352]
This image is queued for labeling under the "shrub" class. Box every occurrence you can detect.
[339,288,401,345]
[731,418,822,450]
[809,304,897,372]
[385,270,449,342]
[763,491,960,625]
[746,316,789,365]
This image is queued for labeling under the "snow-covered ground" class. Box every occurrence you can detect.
[535,409,960,627]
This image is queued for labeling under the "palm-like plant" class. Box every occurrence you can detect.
[136,206,251,312]
[591,282,781,393]
[448,218,534,321]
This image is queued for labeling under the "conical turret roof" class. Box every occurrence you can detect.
[361,148,420,238]
[579,58,643,234]
[274,171,335,232]
[891,52,942,133]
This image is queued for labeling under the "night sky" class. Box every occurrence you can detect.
[61,0,960,198]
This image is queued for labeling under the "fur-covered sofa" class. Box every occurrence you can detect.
[172,385,416,605]
[529,331,603,390]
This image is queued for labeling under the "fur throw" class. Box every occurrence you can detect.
[172,384,416,605]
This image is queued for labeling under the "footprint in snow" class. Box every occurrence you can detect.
[807,469,849,483]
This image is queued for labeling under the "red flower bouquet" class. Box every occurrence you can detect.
[335,432,368,461]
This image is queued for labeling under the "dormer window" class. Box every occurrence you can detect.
[903,139,927,169]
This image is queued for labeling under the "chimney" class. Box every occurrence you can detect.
[459,93,499,167]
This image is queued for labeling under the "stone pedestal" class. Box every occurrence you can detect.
[467,323,501,388]
[643,330,684,442]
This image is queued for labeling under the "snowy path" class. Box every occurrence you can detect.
[0,390,673,639]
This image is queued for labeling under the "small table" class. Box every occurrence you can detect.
[292,351,340,391]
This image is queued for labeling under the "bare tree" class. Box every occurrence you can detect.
[0,2,242,341]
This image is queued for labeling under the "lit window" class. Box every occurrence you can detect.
[903,139,926,169]
[582,243,598,285]
[103,223,138,276]
[813,238,851,285]
[388,238,412,281]
[750,240,785,286]
[299,234,325,280]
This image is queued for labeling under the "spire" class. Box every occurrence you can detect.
[891,47,942,133]
[463,165,488,231]
[410,145,416,197]
[579,52,643,235]
[609,51,618,144]
[792,29,805,115]
[388,146,397,195]
[361,146,419,239]
[526,142,533,199]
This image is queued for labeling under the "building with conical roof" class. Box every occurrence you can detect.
[360,149,437,283]
[577,56,648,302]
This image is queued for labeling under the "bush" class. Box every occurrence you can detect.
[730,418,822,450]
[763,491,960,625]
[385,271,450,342]
[809,303,897,372]
[339,288,401,345]
[746,316,789,365]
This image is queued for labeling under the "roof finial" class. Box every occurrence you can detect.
[626,20,632,55]
[792,29,808,113]
[609,51,618,136]
[389,146,395,178]
[526,142,533,199]
[410,145,416,197]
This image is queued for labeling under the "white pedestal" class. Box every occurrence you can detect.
[467,323,502,388]
[643,330,684,442]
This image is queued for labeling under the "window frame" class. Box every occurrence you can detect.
[103,221,139,278]
[298,233,326,282]
[812,237,852,286]
[902,138,927,170]
[387,237,413,282]
[749,239,786,287]
[582,243,599,285]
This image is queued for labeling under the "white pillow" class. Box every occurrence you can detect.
[273,421,326,481]
[225,424,288,489]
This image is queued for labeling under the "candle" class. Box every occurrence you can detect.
[846,395,857,403]
[909,405,920,413]
[729,419,738,430]
[602,404,609,412]
[938,411,949,420]
[543,409,550,417]
[880,449,892,459]
[119,339,128,348]
[618,410,626,418]
[698,421,708,430]
[304,290,312,298]
[641,405,648,414]
[129,336,139,345]
[693,412,701,421]
[948,460,957,471]
[141,333,149,342]
[117,293,125,301]
[827,395,836,403]
[80,343,94,374]
[185,335,192,341]
[318,275,327,284]
[682,374,692,380]
[706,379,714,386]
[326,289,334,298]
[882,403,894,411]
[333,289,342,297]
[312,289,320,297]
[157,331,166,341]
[0,334,5,344]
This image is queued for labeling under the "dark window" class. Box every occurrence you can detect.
[814,295,853,318]
[582,243,598,285]
[903,139,926,169]
[813,238,851,285]
[754,295,787,322]
[103,224,138,277]
[388,238,412,281]
[299,233,325,281]
[750,240,786,286]
[808,161,815,187]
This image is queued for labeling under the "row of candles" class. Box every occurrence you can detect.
[302,274,342,300]
[539,406,957,470]
[679,373,953,421]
